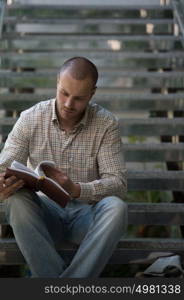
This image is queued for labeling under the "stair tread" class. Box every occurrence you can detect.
[4,17,174,24]
[0,237,183,249]
[7,4,173,10]
[1,70,184,76]
[1,116,184,124]
[1,92,184,101]
[2,51,184,57]
[2,34,180,40]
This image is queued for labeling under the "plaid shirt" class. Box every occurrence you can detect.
[0,99,127,203]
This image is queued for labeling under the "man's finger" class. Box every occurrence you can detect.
[1,180,24,200]
[7,179,24,191]
[0,177,5,189]
[5,176,21,186]
[0,175,18,190]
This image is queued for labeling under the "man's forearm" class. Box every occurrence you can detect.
[70,183,81,198]
[78,174,127,204]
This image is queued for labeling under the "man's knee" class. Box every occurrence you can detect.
[94,196,127,235]
[4,188,41,224]
[96,196,127,221]
[99,195,127,211]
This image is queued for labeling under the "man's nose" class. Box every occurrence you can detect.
[65,97,74,108]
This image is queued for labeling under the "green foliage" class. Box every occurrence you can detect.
[125,190,172,203]
[128,135,146,144]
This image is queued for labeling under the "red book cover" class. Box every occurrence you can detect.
[5,161,71,208]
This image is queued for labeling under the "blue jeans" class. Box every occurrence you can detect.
[4,188,127,278]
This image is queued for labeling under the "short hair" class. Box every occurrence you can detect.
[58,57,98,87]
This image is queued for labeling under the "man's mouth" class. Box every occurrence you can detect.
[63,108,75,113]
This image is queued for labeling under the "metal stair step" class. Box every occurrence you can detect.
[1,202,184,226]
[4,17,174,25]
[0,237,183,265]
[1,92,184,112]
[1,51,184,70]
[1,70,184,89]
[1,116,184,136]
[1,34,182,51]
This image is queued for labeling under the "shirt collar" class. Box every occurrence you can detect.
[51,98,58,122]
[78,103,90,128]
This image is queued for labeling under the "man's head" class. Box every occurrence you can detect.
[58,56,98,86]
[56,57,98,127]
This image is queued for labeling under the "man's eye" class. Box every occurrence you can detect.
[74,97,84,101]
[60,90,68,96]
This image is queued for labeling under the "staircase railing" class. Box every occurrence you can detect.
[0,0,5,39]
[172,0,184,45]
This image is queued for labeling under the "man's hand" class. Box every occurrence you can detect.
[42,165,81,198]
[0,173,24,201]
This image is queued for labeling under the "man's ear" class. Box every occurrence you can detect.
[89,87,97,103]
[91,86,97,96]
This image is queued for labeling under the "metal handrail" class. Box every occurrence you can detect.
[0,0,5,39]
[172,0,184,45]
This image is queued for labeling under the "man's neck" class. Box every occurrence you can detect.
[59,111,86,133]
[59,116,82,134]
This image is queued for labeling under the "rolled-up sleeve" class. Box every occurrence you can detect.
[78,119,127,203]
[0,113,29,172]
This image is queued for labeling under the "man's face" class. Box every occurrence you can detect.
[56,71,95,124]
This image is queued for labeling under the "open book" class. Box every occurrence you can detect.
[5,160,71,207]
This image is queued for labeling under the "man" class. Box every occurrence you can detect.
[0,57,127,277]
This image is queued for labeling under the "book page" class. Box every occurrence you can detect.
[11,161,38,178]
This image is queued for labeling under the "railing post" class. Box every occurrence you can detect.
[0,0,5,39]
[172,0,184,46]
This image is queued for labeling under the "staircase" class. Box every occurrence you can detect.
[0,0,184,270]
